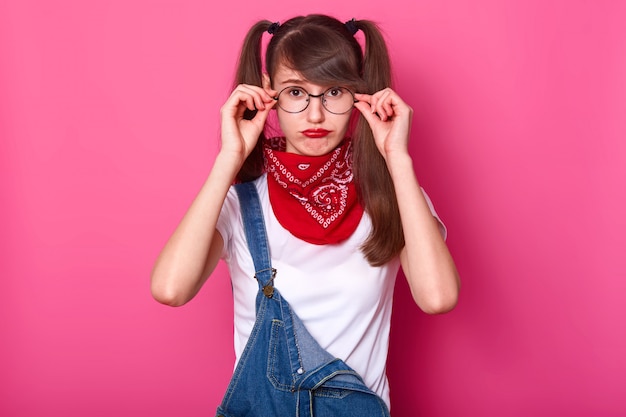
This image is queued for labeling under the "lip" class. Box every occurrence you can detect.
[302,129,331,138]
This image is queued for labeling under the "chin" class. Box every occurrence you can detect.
[290,138,343,156]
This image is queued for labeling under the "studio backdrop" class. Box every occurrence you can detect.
[1,1,625,416]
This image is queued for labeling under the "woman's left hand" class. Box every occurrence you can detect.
[354,88,413,159]
[357,88,460,314]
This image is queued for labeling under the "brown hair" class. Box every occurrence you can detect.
[232,14,404,266]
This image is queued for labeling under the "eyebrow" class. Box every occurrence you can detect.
[278,78,306,85]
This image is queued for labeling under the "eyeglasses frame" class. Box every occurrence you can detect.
[273,86,357,115]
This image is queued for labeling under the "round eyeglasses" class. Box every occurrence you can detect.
[274,86,356,115]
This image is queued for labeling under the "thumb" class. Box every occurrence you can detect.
[251,99,277,128]
[354,101,379,127]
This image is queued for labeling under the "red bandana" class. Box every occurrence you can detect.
[264,139,364,245]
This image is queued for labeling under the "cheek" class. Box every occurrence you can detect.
[276,111,295,133]
[335,114,352,134]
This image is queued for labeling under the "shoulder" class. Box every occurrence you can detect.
[225,175,268,208]
[218,175,268,236]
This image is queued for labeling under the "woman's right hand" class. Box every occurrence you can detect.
[219,84,277,162]
[152,84,276,307]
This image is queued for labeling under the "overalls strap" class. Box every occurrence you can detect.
[234,182,276,296]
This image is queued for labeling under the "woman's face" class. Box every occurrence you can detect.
[269,64,353,157]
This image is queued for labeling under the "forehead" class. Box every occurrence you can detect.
[272,65,305,84]
[272,65,327,89]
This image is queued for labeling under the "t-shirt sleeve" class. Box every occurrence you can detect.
[215,186,239,260]
[420,187,448,241]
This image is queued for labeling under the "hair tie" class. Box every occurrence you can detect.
[344,18,358,35]
[267,21,280,35]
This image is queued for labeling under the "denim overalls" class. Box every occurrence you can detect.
[216,182,390,417]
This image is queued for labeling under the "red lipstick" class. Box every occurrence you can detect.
[302,129,331,138]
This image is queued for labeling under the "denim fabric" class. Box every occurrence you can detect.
[216,182,390,417]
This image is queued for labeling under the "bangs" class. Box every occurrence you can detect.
[269,25,364,90]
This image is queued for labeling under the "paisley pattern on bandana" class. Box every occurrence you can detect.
[264,138,364,245]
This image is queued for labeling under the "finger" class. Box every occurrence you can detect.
[237,85,270,111]
[253,99,277,125]
[225,89,256,115]
[375,90,393,120]
[354,100,381,126]
[356,91,395,121]
[243,101,277,136]
[233,85,275,112]
[369,93,380,114]
[247,84,277,106]
[264,86,278,99]
[381,96,395,120]
[354,93,372,104]
[249,84,278,105]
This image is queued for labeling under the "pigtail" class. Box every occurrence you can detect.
[356,20,392,93]
[352,20,405,266]
[234,20,273,182]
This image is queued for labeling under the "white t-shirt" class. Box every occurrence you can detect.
[216,174,445,408]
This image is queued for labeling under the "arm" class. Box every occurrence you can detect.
[354,89,460,314]
[150,84,277,306]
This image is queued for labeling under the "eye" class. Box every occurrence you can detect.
[325,87,345,98]
[286,87,307,99]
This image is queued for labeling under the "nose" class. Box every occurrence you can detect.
[306,95,325,123]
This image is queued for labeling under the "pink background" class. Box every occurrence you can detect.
[1,0,625,416]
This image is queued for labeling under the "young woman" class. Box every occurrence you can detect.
[151,14,460,413]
